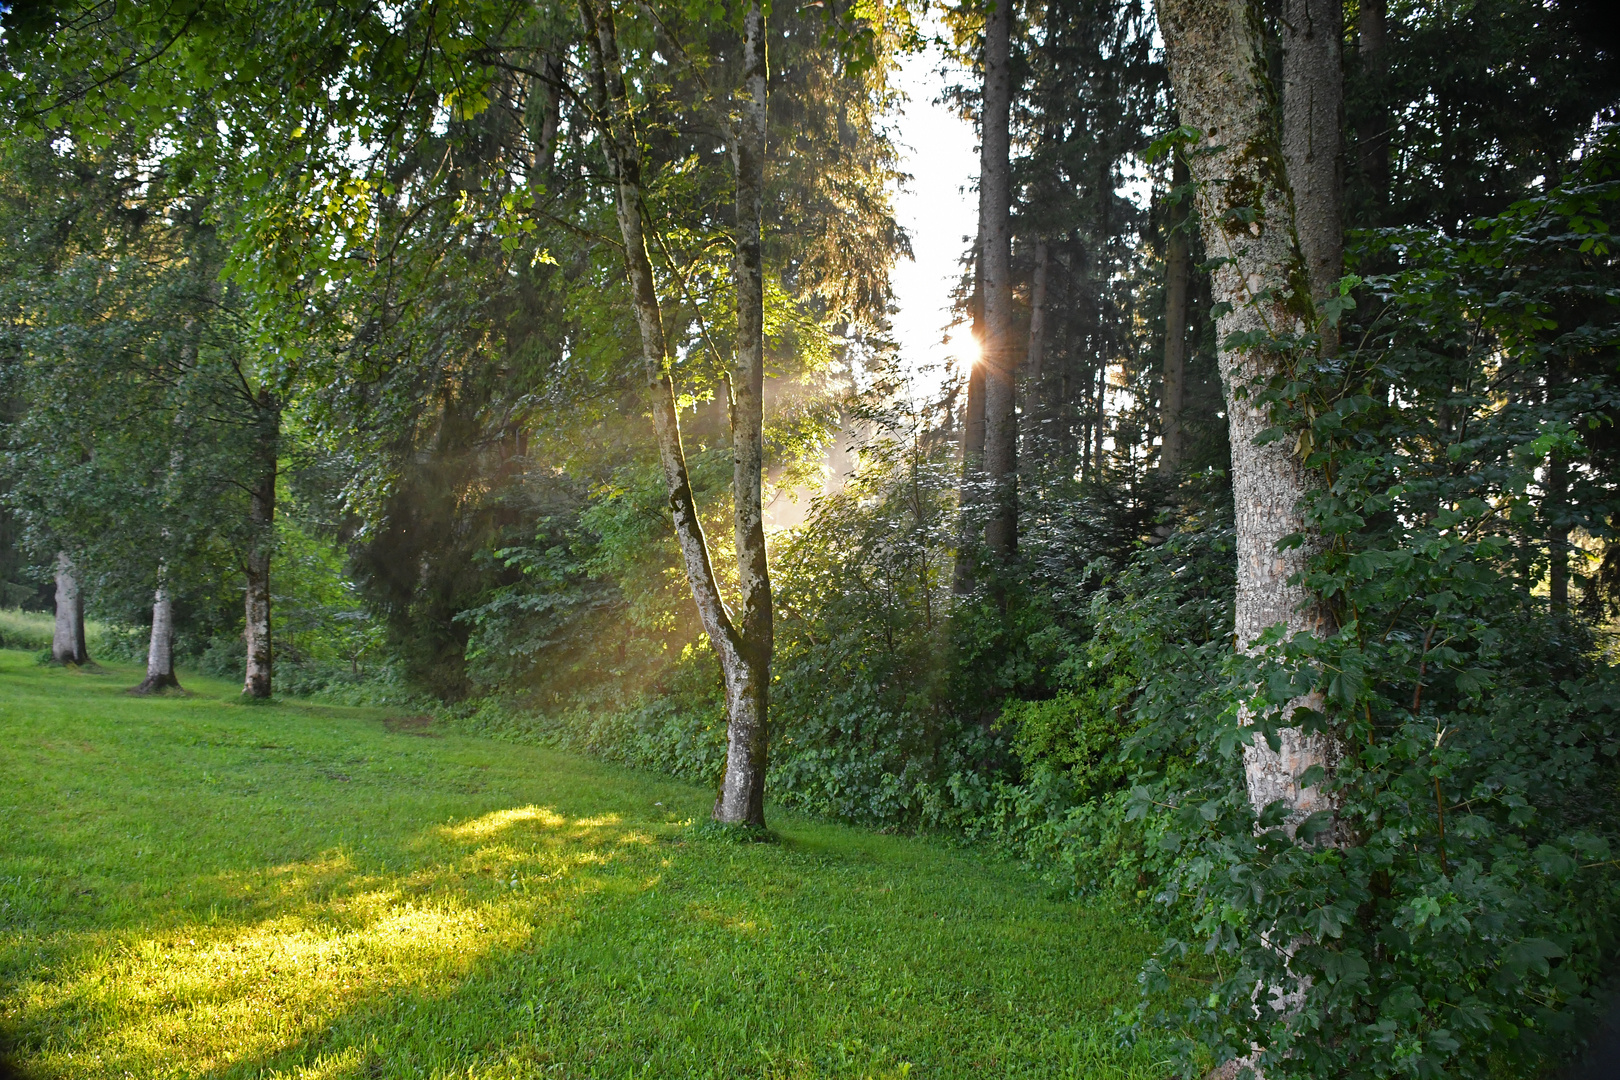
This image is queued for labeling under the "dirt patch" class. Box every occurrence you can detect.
[381,714,441,738]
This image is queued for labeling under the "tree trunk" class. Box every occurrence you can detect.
[1355,0,1389,219]
[1281,0,1344,354]
[1056,250,1076,462]
[1154,0,1338,827]
[1160,154,1192,474]
[962,360,987,465]
[979,0,1017,556]
[578,0,767,827]
[1092,353,1107,479]
[1546,357,1570,614]
[714,0,772,827]
[134,583,180,694]
[1025,238,1050,443]
[242,399,278,699]
[539,53,564,183]
[1547,448,1570,613]
[953,223,988,595]
[1157,5,1346,1073]
[51,551,87,665]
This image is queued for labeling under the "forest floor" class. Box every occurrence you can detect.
[0,649,1165,1080]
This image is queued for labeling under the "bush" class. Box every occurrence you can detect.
[1124,144,1620,1079]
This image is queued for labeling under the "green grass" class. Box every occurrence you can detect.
[0,650,1164,1079]
[0,608,111,655]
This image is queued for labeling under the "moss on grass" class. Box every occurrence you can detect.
[0,649,1164,1078]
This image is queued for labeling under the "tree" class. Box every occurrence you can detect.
[576,0,777,826]
[1157,153,1191,474]
[714,0,774,825]
[1280,0,1343,355]
[1152,0,1337,826]
[977,0,1017,559]
[136,574,179,693]
[0,117,287,697]
[50,551,87,664]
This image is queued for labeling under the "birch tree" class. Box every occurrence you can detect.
[577,0,773,826]
[135,576,179,693]
[241,393,280,699]
[51,551,87,664]
[1151,0,1339,826]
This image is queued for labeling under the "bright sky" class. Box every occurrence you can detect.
[886,38,980,402]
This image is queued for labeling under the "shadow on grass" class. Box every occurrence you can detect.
[9,803,671,1077]
[0,651,1164,1079]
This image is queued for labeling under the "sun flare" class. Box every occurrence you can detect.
[950,333,982,375]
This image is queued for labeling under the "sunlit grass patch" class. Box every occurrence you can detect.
[0,648,1166,1078]
[441,805,571,840]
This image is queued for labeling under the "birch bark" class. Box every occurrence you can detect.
[135,583,180,694]
[1153,0,1339,825]
[714,0,772,826]
[51,551,88,665]
[242,398,278,699]
[578,0,770,826]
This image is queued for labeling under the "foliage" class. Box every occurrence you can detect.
[1124,131,1620,1080]
[2,1,1618,1075]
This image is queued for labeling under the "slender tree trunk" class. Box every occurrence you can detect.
[953,223,987,595]
[963,360,987,464]
[1546,358,1571,614]
[242,399,278,699]
[713,0,772,827]
[1160,154,1192,474]
[578,0,766,826]
[1281,0,1344,354]
[1025,238,1050,447]
[1154,0,1339,827]
[979,0,1017,556]
[1056,249,1076,463]
[1547,449,1570,613]
[51,551,87,665]
[135,582,180,694]
[1355,0,1389,219]
[1092,355,1107,478]
[539,53,564,182]
[964,218,988,466]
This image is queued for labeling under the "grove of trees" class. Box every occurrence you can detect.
[2,0,1617,1076]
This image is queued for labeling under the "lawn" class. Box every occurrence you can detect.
[0,649,1164,1079]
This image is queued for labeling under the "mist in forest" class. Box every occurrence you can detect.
[3,0,1620,1076]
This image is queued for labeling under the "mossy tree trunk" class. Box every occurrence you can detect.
[1154,0,1340,828]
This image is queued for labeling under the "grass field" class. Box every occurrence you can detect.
[0,650,1164,1079]
[0,609,109,655]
